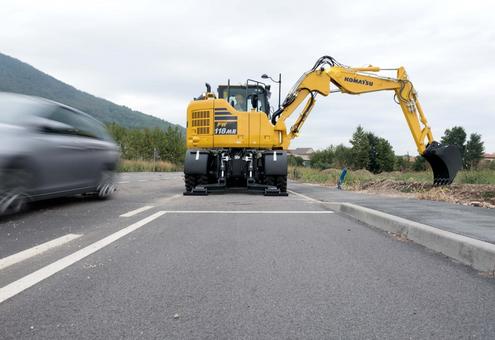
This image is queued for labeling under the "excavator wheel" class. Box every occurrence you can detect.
[422,141,462,185]
[197,175,209,186]
[184,174,197,192]
[265,176,276,187]
[276,176,287,193]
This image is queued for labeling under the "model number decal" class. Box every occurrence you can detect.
[215,122,237,135]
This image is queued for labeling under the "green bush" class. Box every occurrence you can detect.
[107,123,186,164]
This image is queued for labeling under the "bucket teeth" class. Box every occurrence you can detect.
[422,141,462,186]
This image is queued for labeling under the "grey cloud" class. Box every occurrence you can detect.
[1,0,493,154]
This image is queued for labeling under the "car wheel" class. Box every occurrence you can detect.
[0,168,30,216]
[95,170,116,200]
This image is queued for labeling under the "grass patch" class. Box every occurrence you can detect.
[456,170,495,185]
[118,159,182,172]
[289,167,495,186]
[289,166,495,207]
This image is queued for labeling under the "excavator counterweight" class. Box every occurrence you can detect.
[183,56,462,195]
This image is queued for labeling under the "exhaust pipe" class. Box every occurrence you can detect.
[422,141,462,185]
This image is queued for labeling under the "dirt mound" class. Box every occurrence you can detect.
[358,179,432,192]
[355,179,495,209]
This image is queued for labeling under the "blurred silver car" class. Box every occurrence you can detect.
[0,92,120,215]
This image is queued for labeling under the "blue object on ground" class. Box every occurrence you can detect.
[337,167,348,190]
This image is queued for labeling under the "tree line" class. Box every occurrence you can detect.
[107,123,186,164]
[300,125,486,173]
[104,122,487,172]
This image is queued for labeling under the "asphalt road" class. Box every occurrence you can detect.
[1,172,494,339]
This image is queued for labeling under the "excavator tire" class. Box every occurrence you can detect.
[198,175,209,186]
[276,175,287,193]
[185,174,197,192]
[265,176,276,187]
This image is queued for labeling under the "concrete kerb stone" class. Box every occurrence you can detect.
[328,202,495,273]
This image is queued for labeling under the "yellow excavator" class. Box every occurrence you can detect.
[184,56,462,195]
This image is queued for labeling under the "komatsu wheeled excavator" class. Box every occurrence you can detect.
[183,56,462,196]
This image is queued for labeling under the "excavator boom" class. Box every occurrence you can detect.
[272,56,462,184]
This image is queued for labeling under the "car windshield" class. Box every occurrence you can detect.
[0,93,51,125]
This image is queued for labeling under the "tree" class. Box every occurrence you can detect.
[366,133,380,173]
[333,144,353,168]
[465,133,484,169]
[310,147,335,169]
[349,125,370,169]
[441,126,486,170]
[395,154,412,171]
[365,133,395,174]
[375,137,395,172]
[288,155,304,167]
[106,123,186,164]
[441,126,467,150]
[412,156,427,171]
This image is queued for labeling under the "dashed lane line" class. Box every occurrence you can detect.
[0,211,166,304]
[0,234,82,271]
[120,206,154,217]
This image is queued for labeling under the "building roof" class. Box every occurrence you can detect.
[288,148,315,155]
[484,153,495,160]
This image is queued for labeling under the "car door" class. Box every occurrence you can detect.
[67,112,115,187]
[35,106,95,192]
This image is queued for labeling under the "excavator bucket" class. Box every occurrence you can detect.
[422,141,462,185]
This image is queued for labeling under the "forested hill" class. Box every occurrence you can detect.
[0,52,183,131]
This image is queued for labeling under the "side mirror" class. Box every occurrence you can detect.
[250,95,258,110]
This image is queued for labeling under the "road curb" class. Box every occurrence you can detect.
[327,202,495,273]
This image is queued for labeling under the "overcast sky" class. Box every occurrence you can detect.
[1,0,494,154]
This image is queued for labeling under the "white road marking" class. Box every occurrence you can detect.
[287,189,322,203]
[159,194,182,203]
[163,210,333,214]
[0,234,82,271]
[138,179,147,182]
[0,211,166,304]
[118,181,130,184]
[120,206,154,217]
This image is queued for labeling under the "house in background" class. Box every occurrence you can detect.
[288,148,315,166]
[484,153,495,162]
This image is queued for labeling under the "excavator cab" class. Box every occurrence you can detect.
[218,84,271,115]
[422,142,462,185]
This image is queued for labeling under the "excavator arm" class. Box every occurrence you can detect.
[272,56,462,185]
